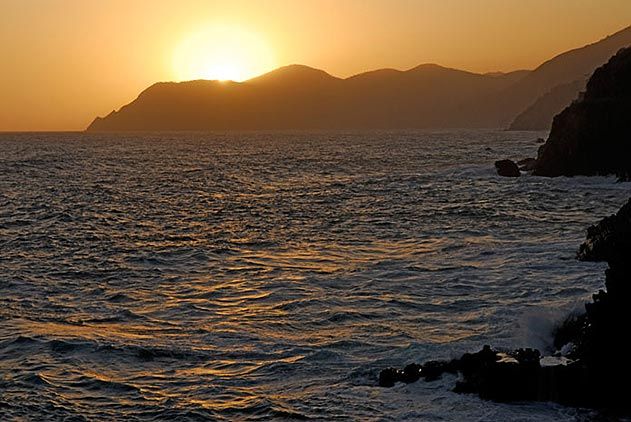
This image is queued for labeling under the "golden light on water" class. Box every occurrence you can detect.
[172,24,277,82]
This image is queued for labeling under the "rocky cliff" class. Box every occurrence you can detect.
[534,47,631,178]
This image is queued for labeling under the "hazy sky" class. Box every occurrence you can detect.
[2,0,631,131]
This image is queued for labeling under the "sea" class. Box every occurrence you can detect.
[1,131,629,421]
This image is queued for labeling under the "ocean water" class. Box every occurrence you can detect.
[1,131,629,421]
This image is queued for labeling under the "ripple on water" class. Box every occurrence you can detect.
[0,130,628,420]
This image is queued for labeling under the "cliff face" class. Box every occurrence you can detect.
[534,47,631,179]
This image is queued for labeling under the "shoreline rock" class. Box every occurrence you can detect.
[494,159,520,177]
[379,198,631,413]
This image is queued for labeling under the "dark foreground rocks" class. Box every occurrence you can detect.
[534,47,631,179]
[494,159,520,177]
[379,345,615,408]
[577,198,631,261]
[380,198,631,412]
[493,156,537,176]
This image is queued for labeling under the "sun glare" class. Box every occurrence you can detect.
[173,25,277,82]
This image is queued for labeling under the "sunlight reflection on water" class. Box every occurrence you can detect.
[0,130,627,420]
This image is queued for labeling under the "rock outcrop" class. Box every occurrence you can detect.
[553,198,631,408]
[577,198,631,261]
[380,197,631,412]
[494,159,520,177]
[534,47,631,179]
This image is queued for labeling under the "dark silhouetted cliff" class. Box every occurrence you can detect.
[534,47,631,178]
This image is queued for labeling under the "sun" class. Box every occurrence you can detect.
[173,24,277,82]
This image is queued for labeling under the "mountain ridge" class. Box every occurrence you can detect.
[87,25,631,132]
[496,25,631,127]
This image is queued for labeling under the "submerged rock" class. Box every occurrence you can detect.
[494,159,520,177]
[534,47,631,178]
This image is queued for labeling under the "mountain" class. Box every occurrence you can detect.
[508,79,586,130]
[87,26,631,132]
[87,64,520,131]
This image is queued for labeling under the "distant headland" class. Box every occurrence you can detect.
[87,26,631,132]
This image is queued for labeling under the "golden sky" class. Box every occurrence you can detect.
[2,0,631,131]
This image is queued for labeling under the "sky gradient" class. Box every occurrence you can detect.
[2,0,631,131]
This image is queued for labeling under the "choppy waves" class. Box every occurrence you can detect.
[0,131,628,420]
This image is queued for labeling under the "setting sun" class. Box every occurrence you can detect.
[172,24,277,82]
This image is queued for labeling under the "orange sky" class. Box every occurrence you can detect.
[2,0,631,131]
